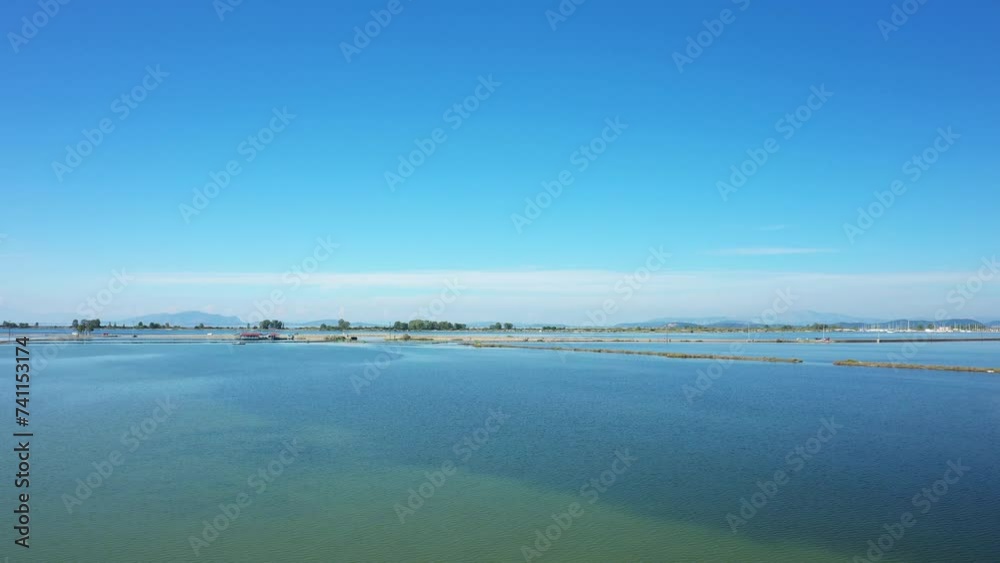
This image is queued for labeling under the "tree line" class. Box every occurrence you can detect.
[318,319,351,331]
[391,320,468,331]
[71,319,104,332]
[2,321,37,329]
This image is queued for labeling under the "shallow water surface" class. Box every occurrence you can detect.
[13,342,1000,561]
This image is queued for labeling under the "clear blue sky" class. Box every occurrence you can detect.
[2,0,999,324]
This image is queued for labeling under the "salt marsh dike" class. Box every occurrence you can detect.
[462,342,1000,374]
[463,342,804,363]
[834,359,999,374]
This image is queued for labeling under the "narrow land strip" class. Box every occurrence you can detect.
[461,342,804,363]
[833,360,999,373]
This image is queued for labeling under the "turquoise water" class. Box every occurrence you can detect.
[8,341,1000,561]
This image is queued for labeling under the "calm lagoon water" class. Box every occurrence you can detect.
[9,341,1000,561]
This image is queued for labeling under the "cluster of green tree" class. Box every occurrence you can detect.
[134,322,172,329]
[319,319,351,331]
[391,320,468,331]
[71,319,103,332]
[258,320,285,330]
[1,321,35,329]
[489,322,514,330]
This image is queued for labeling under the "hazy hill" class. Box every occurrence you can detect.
[118,311,243,327]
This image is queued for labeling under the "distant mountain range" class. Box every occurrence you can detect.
[616,311,998,329]
[615,311,872,328]
[118,311,244,327]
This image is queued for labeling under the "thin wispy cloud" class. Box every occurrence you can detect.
[710,248,838,256]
